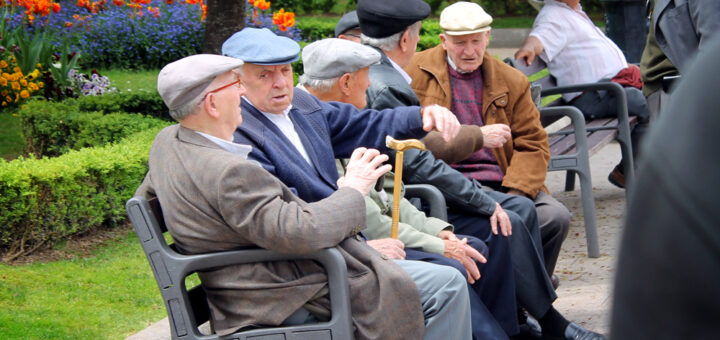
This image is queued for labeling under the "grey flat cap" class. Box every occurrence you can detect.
[302,38,381,80]
[157,54,244,112]
[334,10,359,37]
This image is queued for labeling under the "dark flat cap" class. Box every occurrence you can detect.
[221,28,300,65]
[357,0,430,38]
[335,10,360,37]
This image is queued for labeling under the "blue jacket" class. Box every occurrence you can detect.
[234,88,426,203]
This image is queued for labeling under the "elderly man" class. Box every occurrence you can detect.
[299,37,519,339]
[226,27,459,202]
[136,54,472,340]
[515,0,650,188]
[334,10,361,43]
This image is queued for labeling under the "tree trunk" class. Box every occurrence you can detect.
[203,0,246,54]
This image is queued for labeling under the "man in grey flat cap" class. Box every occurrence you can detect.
[300,37,521,340]
[334,10,361,43]
[407,2,605,339]
[135,53,472,340]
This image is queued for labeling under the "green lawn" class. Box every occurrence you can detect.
[101,69,159,93]
[0,229,166,339]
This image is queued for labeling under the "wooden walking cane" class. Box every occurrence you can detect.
[386,136,426,239]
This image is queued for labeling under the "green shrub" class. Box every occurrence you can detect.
[20,100,168,158]
[76,91,169,120]
[296,17,338,41]
[0,127,167,259]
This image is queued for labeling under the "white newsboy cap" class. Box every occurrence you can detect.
[157,54,244,112]
[440,1,493,36]
[301,38,381,80]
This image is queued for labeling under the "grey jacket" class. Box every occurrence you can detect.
[653,0,720,73]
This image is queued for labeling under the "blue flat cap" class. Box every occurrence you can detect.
[222,27,300,65]
[357,0,430,39]
[334,10,360,37]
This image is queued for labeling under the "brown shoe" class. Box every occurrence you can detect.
[608,165,625,189]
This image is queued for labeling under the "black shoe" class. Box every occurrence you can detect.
[562,322,606,340]
[607,165,625,189]
[551,274,560,290]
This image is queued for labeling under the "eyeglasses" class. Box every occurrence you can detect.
[201,72,242,102]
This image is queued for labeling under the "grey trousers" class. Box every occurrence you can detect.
[396,260,472,340]
[535,191,571,276]
[285,260,472,340]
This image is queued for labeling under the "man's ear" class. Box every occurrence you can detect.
[439,33,448,50]
[400,28,412,53]
[203,94,220,119]
[339,73,353,96]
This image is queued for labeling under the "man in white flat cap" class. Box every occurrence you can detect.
[407,2,605,340]
[135,54,472,340]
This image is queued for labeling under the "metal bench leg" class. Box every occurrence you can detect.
[564,170,576,191]
[576,168,600,258]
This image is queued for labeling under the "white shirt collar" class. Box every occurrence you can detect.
[447,55,471,74]
[195,131,252,159]
[388,57,413,84]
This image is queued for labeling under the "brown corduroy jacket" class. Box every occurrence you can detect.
[406,45,551,198]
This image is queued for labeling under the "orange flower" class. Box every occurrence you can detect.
[273,8,295,31]
[20,90,29,98]
[52,2,61,13]
[112,0,124,5]
[254,0,270,11]
[64,21,73,27]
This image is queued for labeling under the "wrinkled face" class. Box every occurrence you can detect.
[441,31,490,73]
[347,67,371,109]
[241,63,294,114]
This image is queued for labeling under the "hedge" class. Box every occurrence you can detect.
[0,126,167,260]
[20,98,169,158]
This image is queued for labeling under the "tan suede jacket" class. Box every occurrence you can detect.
[406,45,551,198]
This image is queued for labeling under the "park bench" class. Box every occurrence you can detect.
[125,196,354,340]
[505,57,637,258]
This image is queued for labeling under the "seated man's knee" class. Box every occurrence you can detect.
[464,235,489,257]
[625,87,651,121]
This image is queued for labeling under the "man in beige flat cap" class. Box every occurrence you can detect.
[406,2,605,340]
[135,54,472,340]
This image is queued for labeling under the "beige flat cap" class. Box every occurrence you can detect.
[157,54,244,112]
[440,1,493,36]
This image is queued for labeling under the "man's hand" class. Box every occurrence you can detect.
[337,147,391,196]
[440,232,487,284]
[490,202,512,236]
[515,36,544,66]
[367,238,406,260]
[420,104,460,142]
[480,124,511,148]
[514,48,537,66]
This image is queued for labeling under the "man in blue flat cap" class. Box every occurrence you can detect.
[223,27,472,340]
[334,10,361,43]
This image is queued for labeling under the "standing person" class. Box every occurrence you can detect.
[515,0,650,188]
[612,36,720,340]
[137,53,472,340]
[405,2,605,340]
[299,37,518,339]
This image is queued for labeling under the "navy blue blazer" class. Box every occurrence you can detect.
[234,88,426,203]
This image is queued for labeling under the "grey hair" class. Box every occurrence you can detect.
[298,74,340,94]
[361,21,421,52]
[168,96,203,121]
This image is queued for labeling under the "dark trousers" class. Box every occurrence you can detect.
[448,206,557,320]
[406,233,517,339]
[572,84,650,161]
